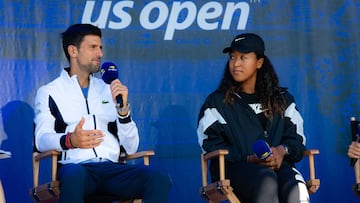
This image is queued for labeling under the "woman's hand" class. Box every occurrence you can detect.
[260,146,287,170]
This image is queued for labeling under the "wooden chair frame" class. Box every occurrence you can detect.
[30,150,155,203]
[200,149,320,203]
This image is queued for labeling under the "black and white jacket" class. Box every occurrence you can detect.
[197,88,306,165]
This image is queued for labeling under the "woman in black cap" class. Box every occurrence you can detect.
[197,33,309,203]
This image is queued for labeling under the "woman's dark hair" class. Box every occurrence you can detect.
[61,24,102,62]
[218,51,286,119]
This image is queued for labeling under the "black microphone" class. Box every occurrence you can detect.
[350,124,360,167]
[253,140,272,160]
[100,62,123,108]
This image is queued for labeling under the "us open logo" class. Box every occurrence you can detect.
[82,1,253,40]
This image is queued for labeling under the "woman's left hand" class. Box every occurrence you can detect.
[261,146,287,170]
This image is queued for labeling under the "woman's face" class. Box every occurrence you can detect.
[228,50,263,89]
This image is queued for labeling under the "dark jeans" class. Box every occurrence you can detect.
[57,161,172,203]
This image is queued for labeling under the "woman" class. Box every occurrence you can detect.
[197,33,309,203]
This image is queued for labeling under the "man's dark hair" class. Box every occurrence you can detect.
[61,24,102,62]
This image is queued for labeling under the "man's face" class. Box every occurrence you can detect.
[75,35,103,74]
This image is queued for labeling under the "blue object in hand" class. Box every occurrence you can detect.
[253,140,272,160]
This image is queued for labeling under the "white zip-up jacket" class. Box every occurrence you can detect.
[34,68,139,164]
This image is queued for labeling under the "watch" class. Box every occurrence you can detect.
[117,103,130,114]
[281,144,289,155]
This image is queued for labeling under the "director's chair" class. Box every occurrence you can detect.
[200,148,320,203]
[30,150,155,203]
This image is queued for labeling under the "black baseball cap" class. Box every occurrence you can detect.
[223,33,265,54]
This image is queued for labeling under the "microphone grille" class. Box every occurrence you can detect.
[253,140,272,160]
[100,62,118,84]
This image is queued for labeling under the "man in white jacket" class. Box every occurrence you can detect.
[34,23,171,203]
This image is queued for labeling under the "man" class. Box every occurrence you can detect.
[34,23,171,203]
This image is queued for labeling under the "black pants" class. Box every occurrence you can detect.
[210,161,309,203]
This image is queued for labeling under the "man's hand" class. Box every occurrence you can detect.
[110,79,128,106]
[348,141,360,159]
[70,117,105,149]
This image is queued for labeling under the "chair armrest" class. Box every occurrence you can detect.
[200,149,241,202]
[201,149,229,187]
[203,149,229,161]
[34,150,61,162]
[302,149,320,194]
[119,150,155,166]
[33,150,60,187]
[302,149,320,179]
[303,149,319,156]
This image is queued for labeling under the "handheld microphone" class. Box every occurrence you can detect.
[350,123,360,167]
[253,140,272,160]
[100,62,123,108]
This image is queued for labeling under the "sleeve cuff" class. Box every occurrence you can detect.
[60,134,69,150]
[118,110,131,124]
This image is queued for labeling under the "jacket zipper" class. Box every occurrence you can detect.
[85,98,99,158]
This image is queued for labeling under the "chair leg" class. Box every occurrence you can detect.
[208,192,239,203]
[227,192,241,203]
[201,180,240,203]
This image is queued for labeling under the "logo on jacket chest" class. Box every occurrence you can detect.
[248,103,263,114]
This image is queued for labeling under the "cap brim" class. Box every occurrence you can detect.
[223,47,254,54]
[222,47,232,53]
